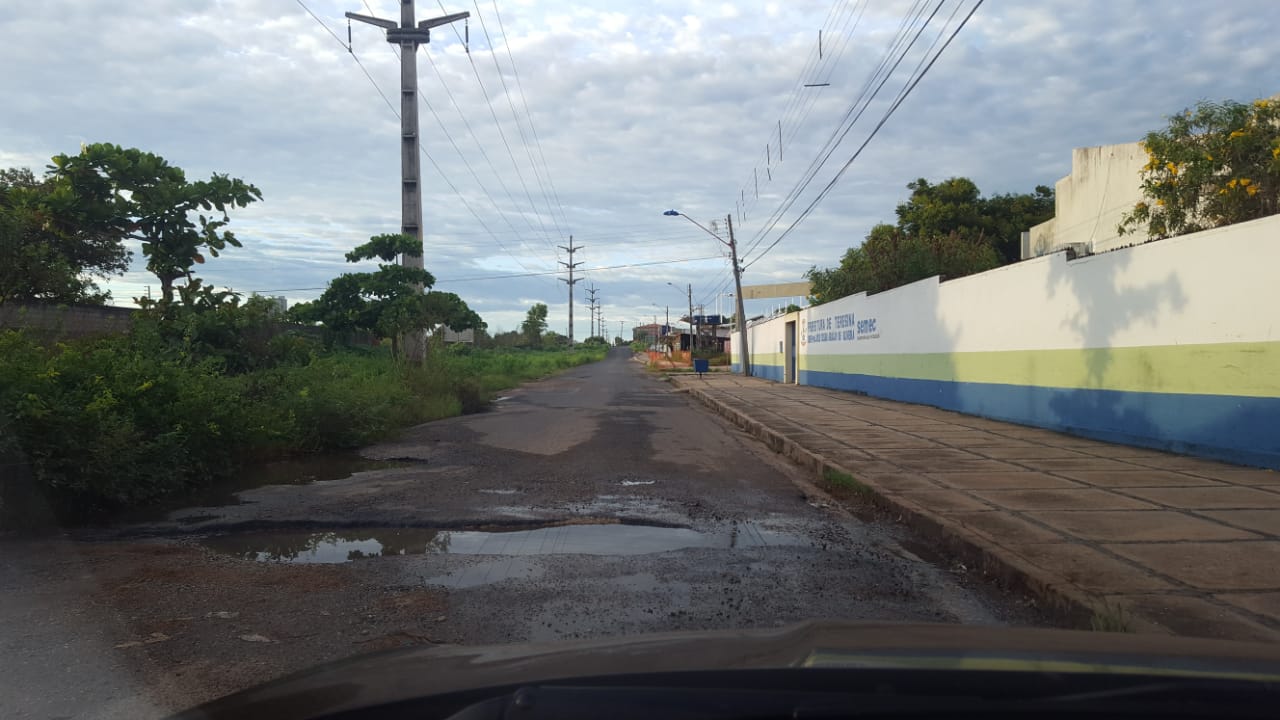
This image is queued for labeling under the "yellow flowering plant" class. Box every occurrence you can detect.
[1120,98,1280,239]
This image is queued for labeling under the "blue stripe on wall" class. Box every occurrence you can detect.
[797,370,1280,471]
[752,364,785,383]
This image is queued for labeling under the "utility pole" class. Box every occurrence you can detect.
[585,284,599,339]
[346,1,468,363]
[685,284,694,354]
[726,214,750,376]
[558,237,582,346]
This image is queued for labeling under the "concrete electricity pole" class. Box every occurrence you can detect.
[726,214,750,376]
[346,2,469,363]
[585,285,599,339]
[685,284,694,353]
[558,237,582,346]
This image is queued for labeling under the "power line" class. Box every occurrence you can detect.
[491,0,572,236]
[250,253,725,293]
[746,0,985,269]
[359,1,555,283]
[296,0,559,294]
[741,0,943,262]
[435,0,563,262]
[735,0,869,222]
[742,0,934,259]
[473,1,566,245]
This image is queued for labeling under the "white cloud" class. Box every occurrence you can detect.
[1,0,1277,333]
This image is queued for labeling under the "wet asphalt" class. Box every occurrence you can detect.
[148,347,1036,640]
[2,348,1042,719]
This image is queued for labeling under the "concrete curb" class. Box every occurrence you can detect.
[673,378,1153,633]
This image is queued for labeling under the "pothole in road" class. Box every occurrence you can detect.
[202,521,809,564]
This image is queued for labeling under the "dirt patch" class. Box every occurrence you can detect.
[76,541,450,709]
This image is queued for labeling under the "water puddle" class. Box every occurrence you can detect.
[620,480,655,486]
[203,522,808,564]
[421,557,543,588]
[477,488,521,495]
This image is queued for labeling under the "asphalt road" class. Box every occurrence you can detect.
[1,348,1041,718]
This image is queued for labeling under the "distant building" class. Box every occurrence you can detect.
[1024,141,1150,259]
[439,326,475,344]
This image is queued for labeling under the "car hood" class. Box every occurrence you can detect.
[172,620,1280,719]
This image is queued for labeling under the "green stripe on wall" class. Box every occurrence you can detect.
[789,341,1280,398]
[751,352,785,367]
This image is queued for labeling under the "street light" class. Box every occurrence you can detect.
[663,209,750,376]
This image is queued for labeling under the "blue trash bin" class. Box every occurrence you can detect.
[693,358,710,377]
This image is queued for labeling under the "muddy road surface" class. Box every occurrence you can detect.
[1,348,1042,719]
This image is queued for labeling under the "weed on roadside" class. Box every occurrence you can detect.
[822,467,874,497]
[1089,601,1134,633]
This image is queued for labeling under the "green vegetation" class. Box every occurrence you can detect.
[287,233,483,358]
[805,177,1053,305]
[0,165,131,305]
[0,311,604,525]
[0,142,602,527]
[1121,97,1280,240]
[1089,601,1134,633]
[822,467,874,498]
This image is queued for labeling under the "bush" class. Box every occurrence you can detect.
[0,323,608,526]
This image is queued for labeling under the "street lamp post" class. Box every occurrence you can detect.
[663,210,750,376]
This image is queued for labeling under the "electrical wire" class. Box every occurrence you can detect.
[473,1,566,244]
[491,0,573,236]
[250,253,725,293]
[295,0,560,292]
[359,1,555,281]
[745,0,985,269]
[741,0,942,262]
[435,0,563,261]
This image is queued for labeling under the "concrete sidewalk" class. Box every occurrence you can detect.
[670,374,1280,642]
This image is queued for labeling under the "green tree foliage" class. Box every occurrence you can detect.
[808,225,1001,304]
[806,177,1051,305]
[895,177,1054,263]
[289,233,484,356]
[0,166,130,304]
[47,143,261,305]
[1120,97,1280,239]
[521,303,549,346]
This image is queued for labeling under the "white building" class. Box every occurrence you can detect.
[1024,141,1151,259]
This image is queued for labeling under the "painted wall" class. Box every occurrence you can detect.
[1027,141,1150,258]
[737,213,1280,469]
[0,302,135,340]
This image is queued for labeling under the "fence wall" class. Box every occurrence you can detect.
[0,303,135,340]
[737,214,1280,469]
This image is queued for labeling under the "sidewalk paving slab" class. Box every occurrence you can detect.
[670,373,1280,642]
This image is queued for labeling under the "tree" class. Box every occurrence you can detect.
[895,177,985,240]
[0,165,130,304]
[806,226,1000,305]
[1120,97,1280,240]
[895,177,1054,263]
[291,233,484,356]
[521,303,549,346]
[48,143,261,305]
[806,177,1051,305]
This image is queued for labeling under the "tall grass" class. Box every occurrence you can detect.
[0,328,604,524]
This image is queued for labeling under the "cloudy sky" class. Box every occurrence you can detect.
[2,0,1276,336]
